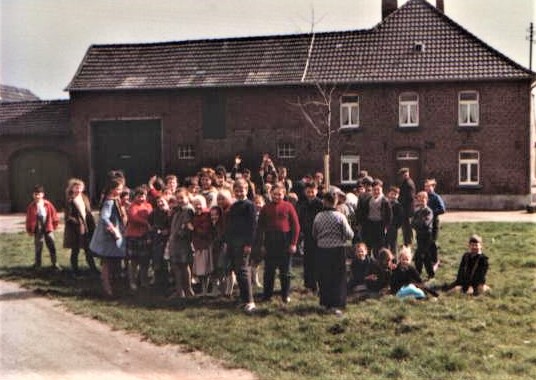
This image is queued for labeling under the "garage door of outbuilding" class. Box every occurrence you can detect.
[91,119,162,198]
[9,149,72,212]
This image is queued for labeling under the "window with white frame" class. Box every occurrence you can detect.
[399,92,419,127]
[458,91,479,126]
[277,143,296,159]
[177,145,195,160]
[340,155,360,184]
[459,150,480,185]
[340,95,359,128]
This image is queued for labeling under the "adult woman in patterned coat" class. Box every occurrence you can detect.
[64,178,98,276]
[312,192,354,316]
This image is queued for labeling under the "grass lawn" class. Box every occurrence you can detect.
[1,222,535,380]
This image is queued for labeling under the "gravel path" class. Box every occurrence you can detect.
[0,280,256,380]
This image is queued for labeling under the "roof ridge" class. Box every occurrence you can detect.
[86,29,370,49]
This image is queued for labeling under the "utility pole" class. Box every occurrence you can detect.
[528,22,534,71]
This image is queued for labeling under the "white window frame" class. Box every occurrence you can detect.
[277,143,296,159]
[458,91,479,126]
[396,150,419,161]
[459,150,480,186]
[399,92,419,127]
[340,155,360,184]
[177,145,195,160]
[340,95,359,129]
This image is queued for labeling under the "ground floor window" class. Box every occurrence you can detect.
[277,143,296,159]
[340,155,360,184]
[459,150,480,185]
[177,145,195,160]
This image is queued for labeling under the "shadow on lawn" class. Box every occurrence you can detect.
[0,265,327,317]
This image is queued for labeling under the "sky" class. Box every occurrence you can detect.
[1,0,534,100]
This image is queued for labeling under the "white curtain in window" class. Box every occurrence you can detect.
[410,104,417,124]
[342,107,349,126]
[400,105,408,124]
[351,106,358,125]
[469,104,478,123]
[460,105,469,123]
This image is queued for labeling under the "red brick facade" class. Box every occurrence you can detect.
[66,79,532,207]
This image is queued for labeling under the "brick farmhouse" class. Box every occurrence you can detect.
[1,0,535,211]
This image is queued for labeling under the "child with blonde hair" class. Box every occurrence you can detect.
[64,178,98,275]
[191,195,214,295]
[390,246,426,299]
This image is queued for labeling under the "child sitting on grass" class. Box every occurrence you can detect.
[347,243,374,295]
[365,247,396,297]
[446,234,490,295]
[390,246,426,299]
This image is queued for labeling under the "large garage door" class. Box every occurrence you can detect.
[92,120,162,197]
[10,149,72,212]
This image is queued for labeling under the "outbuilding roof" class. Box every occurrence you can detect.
[66,0,533,92]
[0,84,40,103]
[0,100,70,136]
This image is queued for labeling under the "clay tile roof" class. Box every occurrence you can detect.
[67,33,312,91]
[66,0,533,92]
[0,100,70,136]
[0,84,40,103]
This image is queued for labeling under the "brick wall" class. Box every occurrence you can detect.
[67,80,531,200]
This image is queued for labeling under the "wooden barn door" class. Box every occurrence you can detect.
[91,120,162,197]
[10,149,72,212]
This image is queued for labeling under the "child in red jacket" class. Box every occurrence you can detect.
[25,185,60,270]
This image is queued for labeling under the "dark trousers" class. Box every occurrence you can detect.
[363,220,386,256]
[415,232,434,278]
[303,237,318,291]
[152,236,169,288]
[316,247,347,308]
[70,247,97,273]
[263,231,292,300]
[34,228,57,267]
[385,226,399,255]
[430,216,440,264]
[401,211,413,246]
[228,242,254,304]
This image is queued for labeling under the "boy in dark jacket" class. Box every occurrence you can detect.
[386,186,404,255]
[411,191,434,279]
[447,234,490,295]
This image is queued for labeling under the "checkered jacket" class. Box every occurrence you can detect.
[312,209,354,248]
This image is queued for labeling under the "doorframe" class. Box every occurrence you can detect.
[395,148,422,187]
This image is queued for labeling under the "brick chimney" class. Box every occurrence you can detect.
[436,0,444,12]
[382,0,398,19]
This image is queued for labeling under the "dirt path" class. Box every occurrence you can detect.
[0,280,256,380]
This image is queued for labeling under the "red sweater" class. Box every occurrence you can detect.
[26,200,59,233]
[126,201,153,237]
[192,210,213,250]
[258,200,300,245]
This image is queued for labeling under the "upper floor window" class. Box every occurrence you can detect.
[340,95,359,129]
[177,145,195,160]
[399,92,419,127]
[340,155,360,184]
[203,91,226,139]
[459,150,480,185]
[458,91,479,126]
[277,143,296,159]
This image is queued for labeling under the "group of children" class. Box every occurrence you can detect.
[24,159,490,312]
